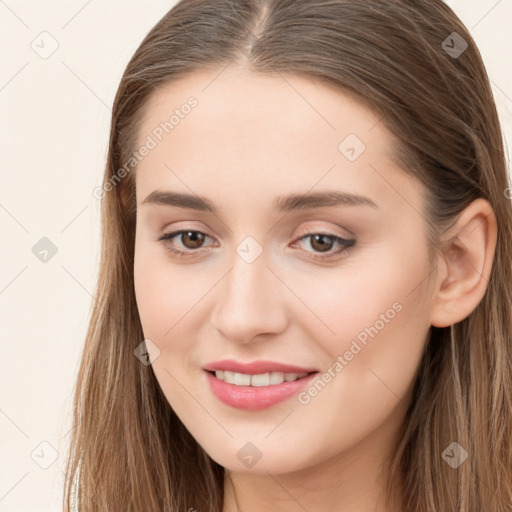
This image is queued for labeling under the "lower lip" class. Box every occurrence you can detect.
[204,370,318,411]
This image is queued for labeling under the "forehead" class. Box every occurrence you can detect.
[136,66,392,150]
[133,66,418,216]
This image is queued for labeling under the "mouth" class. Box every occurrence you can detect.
[204,369,320,411]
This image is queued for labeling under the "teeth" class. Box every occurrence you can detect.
[214,370,309,386]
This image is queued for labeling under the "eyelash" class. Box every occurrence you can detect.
[157,229,356,261]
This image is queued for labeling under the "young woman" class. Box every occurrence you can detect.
[64,1,512,510]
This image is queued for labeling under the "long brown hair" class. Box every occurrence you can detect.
[64,1,512,510]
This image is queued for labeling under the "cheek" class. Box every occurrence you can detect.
[134,245,187,341]
[302,250,432,418]
[295,243,433,373]
[133,244,217,351]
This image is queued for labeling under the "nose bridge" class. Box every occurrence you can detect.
[212,241,286,342]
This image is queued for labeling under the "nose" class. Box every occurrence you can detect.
[210,246,288,344]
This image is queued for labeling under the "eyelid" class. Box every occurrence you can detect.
[293,217,357,237]
[293,224,352,241]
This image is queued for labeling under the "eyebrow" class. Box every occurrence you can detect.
[141,189,378,213]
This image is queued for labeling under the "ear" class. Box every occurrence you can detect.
[430,198,497,328]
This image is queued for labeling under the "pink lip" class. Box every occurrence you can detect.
[204,370,318,411]
[202,359,318,374]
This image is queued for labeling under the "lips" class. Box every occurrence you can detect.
[202,359,318,374]
[204,370,319,410]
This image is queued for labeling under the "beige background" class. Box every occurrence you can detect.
[1,1,511,510]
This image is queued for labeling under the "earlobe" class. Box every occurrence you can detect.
[430,198,497,328]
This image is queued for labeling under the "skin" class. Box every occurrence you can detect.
[132,65,497,511]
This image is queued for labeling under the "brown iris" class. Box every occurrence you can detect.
[180,231,205,249]
[308,234,335,253]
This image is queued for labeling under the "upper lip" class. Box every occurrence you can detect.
[202,359,319,375]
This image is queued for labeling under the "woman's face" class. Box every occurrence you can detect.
[133,66,435,474]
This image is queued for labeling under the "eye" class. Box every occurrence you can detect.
[157,229,214,258]
[292,232,356,260]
